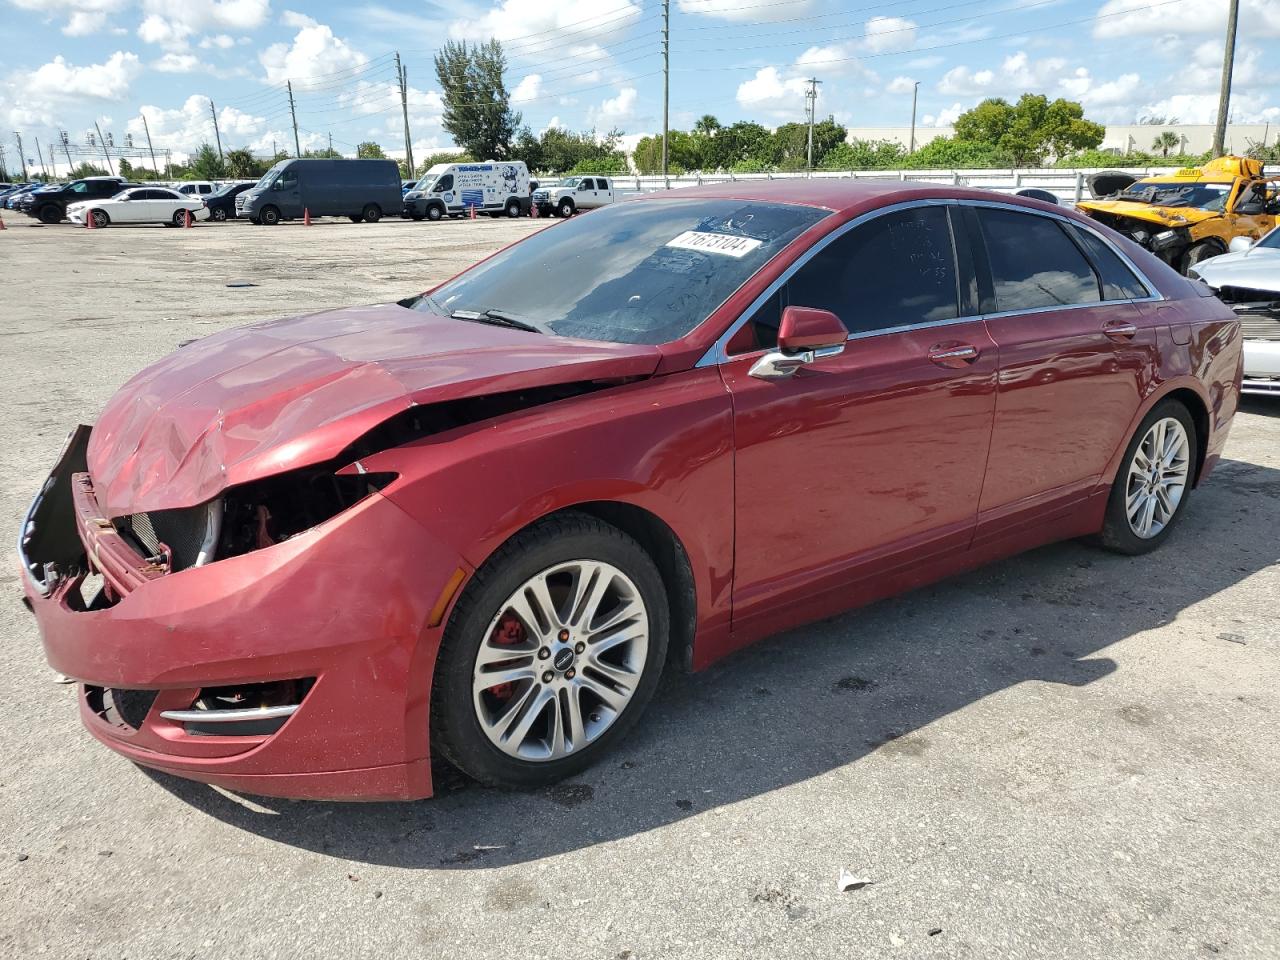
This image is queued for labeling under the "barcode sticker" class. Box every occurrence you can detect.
[666,230,764,258]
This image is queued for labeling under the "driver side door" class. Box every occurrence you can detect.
[722,204,998,637]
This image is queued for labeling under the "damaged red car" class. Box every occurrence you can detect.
[21,181,1242,800]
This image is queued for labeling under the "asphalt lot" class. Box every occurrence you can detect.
[0,213,1277,959]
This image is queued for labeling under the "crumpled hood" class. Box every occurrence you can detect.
[1196,247,1280,294]
[1076,199,1218,227]
[88,302,662,516]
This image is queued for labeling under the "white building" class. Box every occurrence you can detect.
[845,123,1276,156]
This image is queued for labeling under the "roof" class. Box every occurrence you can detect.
[631,177,1055,216]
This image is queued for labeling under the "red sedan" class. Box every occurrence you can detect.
[20,181,1242,800]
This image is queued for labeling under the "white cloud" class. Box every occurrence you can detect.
[451,0,641,50]
[10,0,127,35]
[280,9,315,28]
[678,0,812,22]
[864,16,917,54]
[736,66,810,117]
[922,102,965,127]
[153,52,201,73]
[137,14,191,49]
[199,33,236,49]
[512,73,542,104]
[64,10,109,34]
[590,87,638,127]
[137,0,271,52]
[1138,92,1280,125]
[1094,0,1280,39]
[25,51,142,102]
[260,20,366,85]
[887,76,918,95]
[938,65,995,96]
[129,95,268,153]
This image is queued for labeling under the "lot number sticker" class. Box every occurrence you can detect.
[666,230,764,258]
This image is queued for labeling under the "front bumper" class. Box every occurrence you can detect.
[1243,338,1280,394]
[20,430,467,800]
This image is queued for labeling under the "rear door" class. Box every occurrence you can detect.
[725,203,998,632]
[966,204,1160,539]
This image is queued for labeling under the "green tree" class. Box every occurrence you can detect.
[718,121,773,169]
[952,94,1103,166]
[225,148,261,179]
[1152,131,1180,157]
[302,146,342,159]
[771,118,847,169]
[414,150,473,177]
[69,162,109,179]
[906,135,1005,168]
[190,142,226,179]
[356,141,386,159]
[434,38,521,159]
[118,158,134,179]
[694,114,721,137]
[820,139,908,171]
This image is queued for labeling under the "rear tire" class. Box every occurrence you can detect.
[362,204,382,223]
[259,206,281,226]
[1096,399,1197,555]
[210,208,228,222]
[172,209,189,227]
[37,205,62,225]
[431,512,669,788]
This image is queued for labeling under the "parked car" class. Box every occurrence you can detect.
[175,181,217,198]
[1077,155,1280,274]
[202,181,256,221]
[8,182,61,212]
[67,187,209,228]
[533,175,616,217]
[237,158,402,225]
[20,181,1240,800]
[21,177,133,224]
[403,160,530,220]
[1189,227,1280,394]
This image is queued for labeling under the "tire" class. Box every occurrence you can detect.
[172,209,190,227]
[505,198,521,218]
[1181,241,1224,274]
[432,512,669,788]
[37,205,62,225]
[210,208,228,222]
[89,209,110,229]
[349,215,363,223]
[557,198,575,218]
[362,204,382,223]
[1096,399,1197,555]
[426,205,443,222]
[259,205,281,226]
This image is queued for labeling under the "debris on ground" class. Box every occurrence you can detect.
[838,869,873,892]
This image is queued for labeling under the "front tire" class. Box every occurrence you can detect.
[89,209,110,229]
[426,204,443,221]
[1097,399,1196,555]
[1182,241,1224,274]
[432,513,669,788]
[505,198,522,218]
[557,198,575,218]
[259,205,281,226]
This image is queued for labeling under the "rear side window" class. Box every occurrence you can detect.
[788,205,959,336]
[977,208,1100,311]
[1068,225,1150,300]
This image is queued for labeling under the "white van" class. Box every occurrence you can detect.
[403,161,530,221]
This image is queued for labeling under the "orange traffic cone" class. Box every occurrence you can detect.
[0,212,6,230]
[469,204,476,220]
[530,201,538,219]
[185,208,193,228]
[304,208,311,226]
[86,209,95,230]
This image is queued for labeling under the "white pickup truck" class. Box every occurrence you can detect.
[533,175,616,217]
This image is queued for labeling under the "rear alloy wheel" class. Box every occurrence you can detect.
[432,514,668,787]
[210,208,228,222]
[1097,400,1196,554]
[172,209,190,227]
[362,203,382,223]
[90,209,110,229]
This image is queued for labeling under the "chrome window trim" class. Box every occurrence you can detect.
[695,197,1166,367]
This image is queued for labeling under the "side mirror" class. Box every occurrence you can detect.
[1228,236,1253,254]
[750,306,848,380]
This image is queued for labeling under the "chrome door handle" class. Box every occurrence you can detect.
[1103,321,1137,341]
[928,344,979,366]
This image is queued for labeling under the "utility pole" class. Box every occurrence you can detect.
[909,81,920,154]
[140,114,160,177]
[395,52,414,178]
[15,132,28,181]
[287,80,301,157]
[805,77,821,171]
[0,144,7,182]
[209,98,224,161]
[1211,0,1239,157]
[35,137,48,177]
[661,0,669,183]
[328,132,334,155]
[59,130,73,175]
[94,120,115,175]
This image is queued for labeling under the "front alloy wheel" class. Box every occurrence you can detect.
[432,513,669,787]
[474,561,649,761]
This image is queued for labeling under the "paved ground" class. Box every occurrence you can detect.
[0,214,1277,960]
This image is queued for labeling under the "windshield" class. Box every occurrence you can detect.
[1257,226,1280,251]
[255,161,287,189]
[560,177,582,189]
[1119,181,1233,211]
[211,182,243,197]
[416,198,829,345]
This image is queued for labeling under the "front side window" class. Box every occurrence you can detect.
[418,198,828,345]
[433,174,453,193]
[69,181,89,193]
[789,205,960,336]
[278,171,298,189]
[977,208,1101,312]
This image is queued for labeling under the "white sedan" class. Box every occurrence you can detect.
[67,187,210,228]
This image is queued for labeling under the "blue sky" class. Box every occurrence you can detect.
[0,0,1277,168]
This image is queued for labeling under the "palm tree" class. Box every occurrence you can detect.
[225,148,259,179]
[694,115,721,137]
[1152,131,1180,158]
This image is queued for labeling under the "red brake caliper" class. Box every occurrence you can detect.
[487,614,527,702]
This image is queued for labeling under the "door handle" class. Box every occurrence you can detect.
[927,343,979,367]
[1102,320,1138,341]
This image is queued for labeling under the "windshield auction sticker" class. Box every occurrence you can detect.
[666,230,764,258]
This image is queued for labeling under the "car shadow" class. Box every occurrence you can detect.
[143,456,1278,868]
[1240,396,1280,418]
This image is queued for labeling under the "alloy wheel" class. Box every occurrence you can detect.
[1125,416,1190,539]
[473,560,649,762]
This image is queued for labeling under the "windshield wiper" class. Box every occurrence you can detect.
[450,308,553,335]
